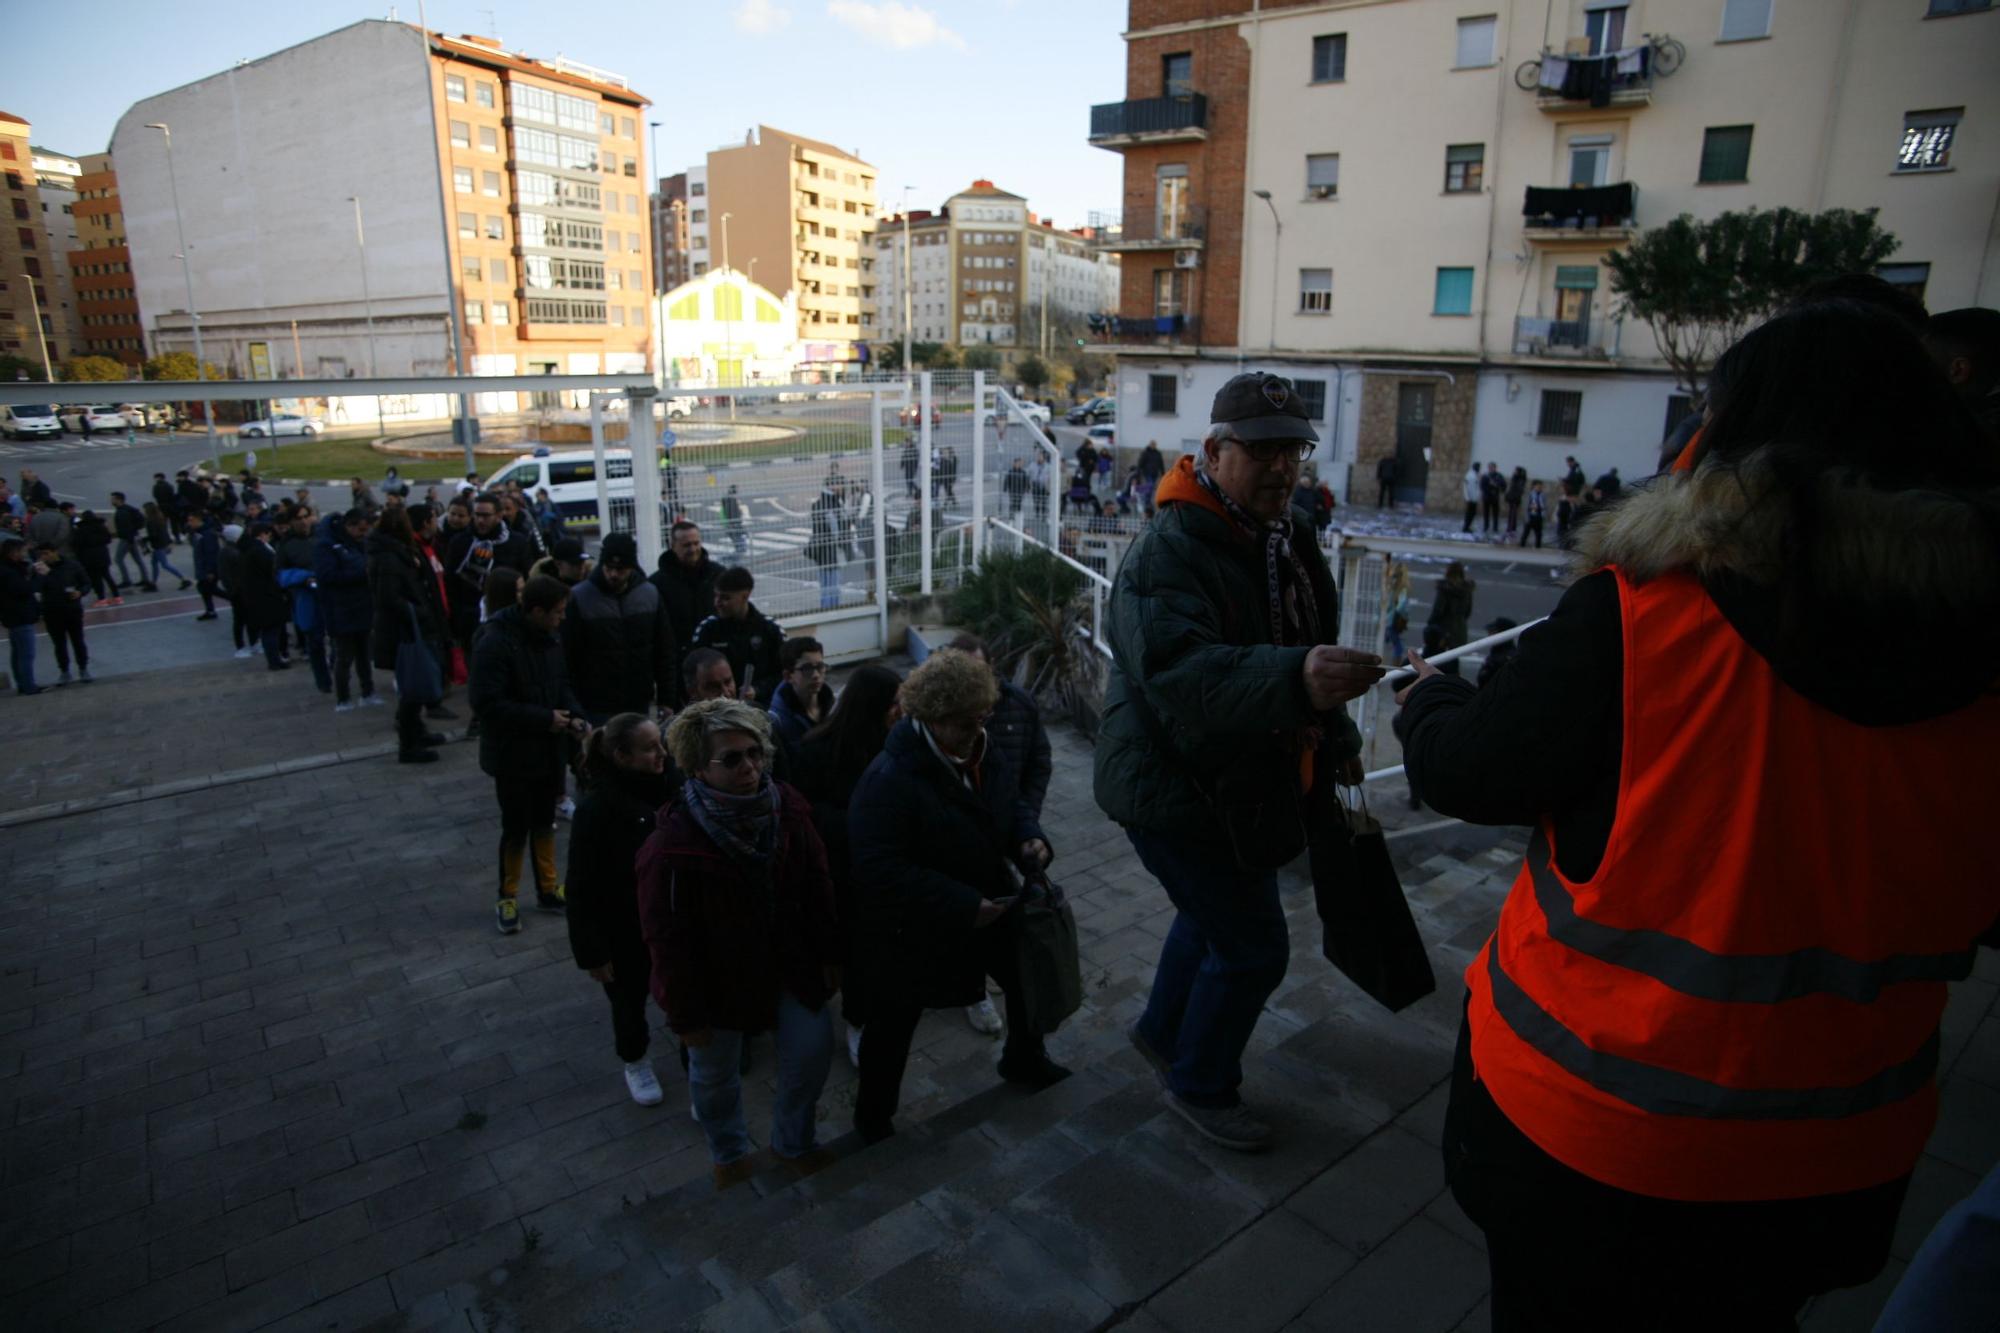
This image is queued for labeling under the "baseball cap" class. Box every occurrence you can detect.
[597,532,637,567]
[552,537,587,563]
[1209,371,1320,444]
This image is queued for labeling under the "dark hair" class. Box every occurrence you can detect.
[682,646,729,691]
[1926,307,2000,388]
[343,507,371,526]
[471,492,500,511]
[801,664,902,785]
[577,711,654,790]
[1442,560,1468,587]
[779,637,824,672]
[406,503,435,530]
[374,505,414,544]
[484,565,523,615]
[110,491,125,502]
[717,565,754,593]
[947,632,987,657]
[247,520,276,540]
[1785,273,1928,335]
[671,519,701,539]
[522,574,570,614]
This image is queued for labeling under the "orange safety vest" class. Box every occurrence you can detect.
[1465,567,2000,1203]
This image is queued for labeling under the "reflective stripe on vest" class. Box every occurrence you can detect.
[1464,567,2000,1203]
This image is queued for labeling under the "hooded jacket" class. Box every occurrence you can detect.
[312,515,373,635]
[650,550,722,656]
[1093,456,1359,860]
[470,604,583,779]
[445,523,533,640]
[767,679,835,751]
[72,514,113,573]
[187,524,219,581]
[236,536,287,629]
[563,565,677,716]
[691,603,786,702]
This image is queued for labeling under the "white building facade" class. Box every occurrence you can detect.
[657,267,800,386]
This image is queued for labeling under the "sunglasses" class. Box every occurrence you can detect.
[707,744,767,772]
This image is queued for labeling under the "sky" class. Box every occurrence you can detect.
[11,0,1129,227]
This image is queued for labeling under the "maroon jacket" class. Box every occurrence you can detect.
[635,781,841,1036]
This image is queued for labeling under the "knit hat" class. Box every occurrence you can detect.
[552,537,587,563]
[598,532,638,567]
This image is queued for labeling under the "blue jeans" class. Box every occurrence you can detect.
[150,549,187,582]
[1128,827,1290,1109]
[686,990,833,1165]
[302,624,331,692]
[259,624,287,669]
[8,623,38,693]
[817,564,839,610]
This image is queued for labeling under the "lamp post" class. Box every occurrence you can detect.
[649,120,664,392]
[20,273,53,383]
[1252,189,1282,353]
[349,196,383,432]
[899,184,913,385]
[144,122,218,468]
[720,211,733,387]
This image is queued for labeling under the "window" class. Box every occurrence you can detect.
[1299,268,1333,314]
[1699,126,1753,183]
[453,167,473,193]
[601,112,617,135]
[1148,374,1177,415]
[1434,267,1475,315]
[493,301,511,324]
[450,120,471,149]
[1153,268,1186,317]
[457,211,476,238]
[478,126,498,153]
[1163,52,1193,96]
[621,117,636,138]
[1585,3,1627,55]
[492,258,508,282]
[606,228,621,251]
[1538,389,1583,439]
[1876,262,1931,302]
[1569,135,1613,187]
[691,208,706,223]
[1294,378,1328,421]
[1456,15,1498,67]
[1719,0,1773,40]
[476,81,496,108]
[1306,153,1340,200]
[464,299,483,324]
[9,198,25,220]
[1663,394,1697,440]
[445,74,466,102]
[610,306,625,325]
[485,216,504,240]
[480,171,501,198]
[691,182,704,197]
[1312,33,1348,82]
[1445,144,1485,193]
[461,256,482,281]
[1898,109,1961,171]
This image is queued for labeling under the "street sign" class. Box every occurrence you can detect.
[659,428,677,449]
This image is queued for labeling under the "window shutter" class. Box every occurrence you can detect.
[1456,16,1497,67]
[1719,0,1773,40]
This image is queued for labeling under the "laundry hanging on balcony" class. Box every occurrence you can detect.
[1550,47,1650,107]
[1523,183,1636,229]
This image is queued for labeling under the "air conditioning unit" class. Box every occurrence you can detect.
[1174,250,1202,269]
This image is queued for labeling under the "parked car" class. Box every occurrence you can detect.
[117,403,173,431]
[59,405,125,432]
[1065,396,1115,425]
[0,405,63,440]
[238,413,325,437]
[986,401,1052,428]
[896,405,945,429]
[1086,423,1118,451]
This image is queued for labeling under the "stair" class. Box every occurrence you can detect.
[362,834,1523,1333]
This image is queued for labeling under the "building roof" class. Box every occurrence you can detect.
[0,111,28,127]
[427,29,650,107]
[760,125,873,168]
[955,179,1024,200]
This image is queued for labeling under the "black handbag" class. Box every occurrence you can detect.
[1013,876,1083,1036]
[1309,784,1436,1012]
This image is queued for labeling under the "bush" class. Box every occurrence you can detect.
[949,546,1097,710]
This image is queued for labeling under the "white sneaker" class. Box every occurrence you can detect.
[965,997,1003,1036]
[358,694,385,708]
[557,797,576,821]
[334,700,358,714]
[233,647,254,659]
[624,1061,663,1106]
[846,1024,863,1069]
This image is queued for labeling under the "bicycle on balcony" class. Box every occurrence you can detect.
[1514,31,1685,92]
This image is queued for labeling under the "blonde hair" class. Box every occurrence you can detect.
[665,698,773,776]
[898,648,1000,724]
[1388,561,1411,599]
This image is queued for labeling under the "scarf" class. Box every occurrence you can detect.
[1191,465,1321,647]
[682,775,782,864]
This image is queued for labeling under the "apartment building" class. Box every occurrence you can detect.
[686,165,711,277]
[1091,0,2000,505]
[702,126,877,370]
[63,153,143,367]
[30,148,83,367]
[110,19,650,405]
[653,171,693,292]
[0,112,76,370]
[874,181,1122,352]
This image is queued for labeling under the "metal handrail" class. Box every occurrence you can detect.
[1363,616,1547,783]
[986,517,1116,661]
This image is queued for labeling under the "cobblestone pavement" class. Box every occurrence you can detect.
[0,661,1993,1331]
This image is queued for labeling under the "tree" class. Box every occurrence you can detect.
[1606,206,1899,395]
[911,341,955,370]
[872,341,904,373]
[143,350,224,381]
[62,355,127,382]
[961,344,1001,372]
[1014,354,1050,394]
[0,353,45,382]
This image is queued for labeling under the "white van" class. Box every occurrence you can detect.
[484,447,668,529]
[0,404,63,440]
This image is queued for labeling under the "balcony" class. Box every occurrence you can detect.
[1088,94,1209,148]
[1522,182,1638,242]
[1093,205,1205,253]
[1091,313,1198,346]
[1513,315,1621,359]
[1529,50,1659,111]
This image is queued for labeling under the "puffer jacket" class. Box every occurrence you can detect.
[312,515,372,635]
[469,604,582,779]
[987,678,1051,816]
[365,530,446,673]
[650,550,722,658]
[562,566,677,716]
[767,680,835,752]
[566,766,675,973]
[1093,456,1359,862]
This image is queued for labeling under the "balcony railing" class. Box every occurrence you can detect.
[1093,205,1205,252]
[1093,314,1198,344]
[1513,315,1621,358]
[1089,94,1209,146]
[1522,182,1638,238]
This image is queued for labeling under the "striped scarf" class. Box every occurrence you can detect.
[681,775,782,864]
[1194,468,1321,647]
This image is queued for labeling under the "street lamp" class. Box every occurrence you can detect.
[1252,189,1282,353]
[899,184,913,385]
[145,122,219,467]
[720,211,733,387]
[649,120,664,392]
[20,273,53,382]
[349,196,383,432]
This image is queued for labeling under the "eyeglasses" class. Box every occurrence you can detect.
[792,662,828,676]
[707,744,767,772]
[1234,438,1316,464]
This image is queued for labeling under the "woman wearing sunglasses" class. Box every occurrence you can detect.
[635,698,843,1189]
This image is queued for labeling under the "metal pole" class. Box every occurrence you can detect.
[350,195,383,434]
[145,123,218,470]
[971,369,986,564]
[720,212,732,380]
[1253,189,1281,352]
[589,391,612,533]
[21,274,53,382]
[413,4,476,474]
[624,386,664,572]
[649,120,664,391]
[900,185,912,384]
[919,369,933,596]
[870,386,888,650]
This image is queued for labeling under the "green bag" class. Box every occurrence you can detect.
[1014,878,1083,1035]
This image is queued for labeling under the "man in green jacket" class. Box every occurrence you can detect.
[1095,371,1383,1152]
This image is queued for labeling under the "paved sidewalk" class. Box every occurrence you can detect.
[0,661,1992,1331]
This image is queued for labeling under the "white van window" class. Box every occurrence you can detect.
[605,458,633,479]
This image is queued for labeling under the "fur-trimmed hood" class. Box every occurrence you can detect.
[1574,448,2000,723]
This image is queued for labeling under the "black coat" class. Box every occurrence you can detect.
[562,567,677,715]
[112,503,144,542]
[469,605,582,779]
[72,516,112,573]
[38,556,90,616]
[987,679,1051,817]
[313,517,373,635]
[650,552,722,657]
[847,719,1047,1010]
[0,558,42,628]
[808,491,842,567]
[565,767,674,972]
[445,524,533,640]
[236,538,288,630]
[691,604,785,702]
[365,531,446,672]
[152,480,177,514]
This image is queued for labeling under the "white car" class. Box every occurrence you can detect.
[238,413,325,437]
[1086,423,1117,449]
[987,401,1052,428]
[59,405,125,432]
[0,405,63,440]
